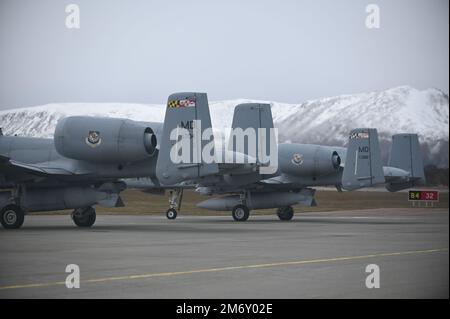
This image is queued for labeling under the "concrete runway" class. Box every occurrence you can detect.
[0,208,448,298]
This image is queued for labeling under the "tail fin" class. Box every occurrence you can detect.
[231,103,274,134]
[385,134,425,191]
[342,128,385,191]
[228,103,278,174]
[156,93,219,185]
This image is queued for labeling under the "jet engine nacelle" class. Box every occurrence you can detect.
[278,143,341,177]
[54,116,157,163]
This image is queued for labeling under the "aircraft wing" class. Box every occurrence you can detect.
[259,175,292,185]
[0,155,90,176]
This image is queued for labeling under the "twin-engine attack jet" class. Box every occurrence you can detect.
[0,116,161,228]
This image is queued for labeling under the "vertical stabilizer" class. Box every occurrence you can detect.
[342,128,385,190]
[156,93,219,185]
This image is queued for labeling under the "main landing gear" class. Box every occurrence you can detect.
[1,186,25,229]
[276,206,294,221]
[71,206,96,227]
[231,191,251,222]
[0,204,25,229]
[166,188,183,220]
[231,204,250,222]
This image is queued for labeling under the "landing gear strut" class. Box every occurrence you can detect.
[276,206,294,221]
[0,204,25,229]
[71,206,96,227]
[231,191,251,222]
[166,188,183,220]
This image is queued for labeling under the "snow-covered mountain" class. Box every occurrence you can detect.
[1,86,448,167]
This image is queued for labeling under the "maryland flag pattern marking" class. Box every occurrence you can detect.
[168,98,196,108]
[349,131,369,139]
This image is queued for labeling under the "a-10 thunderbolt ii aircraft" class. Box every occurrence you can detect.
[135,92,425,222]
[0,113,162,228]
[194,129,426,221]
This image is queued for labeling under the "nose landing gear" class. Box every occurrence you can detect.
[166,188,183,220]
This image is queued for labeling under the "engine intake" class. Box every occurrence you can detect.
[54,116,157,163]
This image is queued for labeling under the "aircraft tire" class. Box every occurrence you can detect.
[277,206,294,221]
[0,204,25,229]
[232,205,250,222]
[72,207,96,227]
[166,208,177,220]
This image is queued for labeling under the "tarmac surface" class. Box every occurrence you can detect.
[0,208,448,298]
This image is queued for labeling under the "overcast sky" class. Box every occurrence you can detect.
[0,0,448,109]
